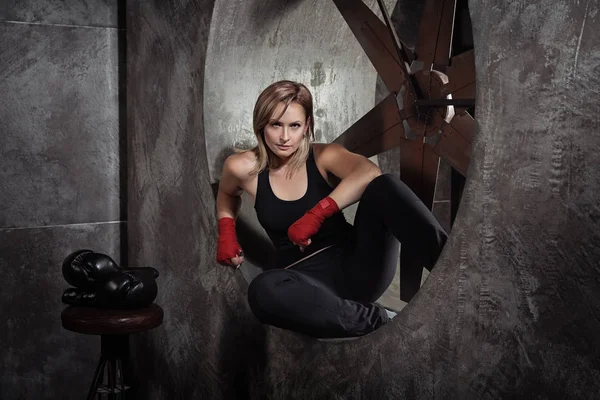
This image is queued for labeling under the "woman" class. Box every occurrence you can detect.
[216,80,447,339]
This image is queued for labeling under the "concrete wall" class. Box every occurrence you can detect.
[0,1,125,398]
[128,0,600,398]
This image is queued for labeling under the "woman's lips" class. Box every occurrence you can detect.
[277,145,291,150]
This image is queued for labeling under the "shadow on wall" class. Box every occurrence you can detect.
[248,0,308,30]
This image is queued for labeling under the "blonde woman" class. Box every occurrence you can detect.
[216,80,447,338]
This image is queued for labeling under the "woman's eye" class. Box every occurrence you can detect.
[271,122,300,128]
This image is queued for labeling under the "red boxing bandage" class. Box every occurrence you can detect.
[287,196,340,247]
[216,217,243,265]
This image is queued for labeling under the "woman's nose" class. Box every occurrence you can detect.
[280,128,290,141]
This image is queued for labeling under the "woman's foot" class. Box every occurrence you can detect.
[384,308,397,320]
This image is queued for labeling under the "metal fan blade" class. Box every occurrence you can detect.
[333,93,410,158]
[414,0,457,67]
[376,0,415,65]
[444,49,476,99]
[349,123,408,159]
[448,110,474,144]
[398,138,441,303]
[400,140,439,209]
[430,121,471,177]
[332,0,409,93]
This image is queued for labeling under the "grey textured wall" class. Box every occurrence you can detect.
[128,0,600,399]
[127,0,257,398]
[0,1,125,399]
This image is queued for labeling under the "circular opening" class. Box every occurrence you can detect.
[206,0,476,337]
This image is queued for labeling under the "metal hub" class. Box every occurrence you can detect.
[402,69,455,138]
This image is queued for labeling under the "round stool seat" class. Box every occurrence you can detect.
[61,304,163,335]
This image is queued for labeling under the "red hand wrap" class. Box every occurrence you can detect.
[216,217,242,265]
[287,196,340,247]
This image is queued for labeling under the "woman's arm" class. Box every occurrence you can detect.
[287,144,381,248]
[215,155,247,266]
[216,156,244,219]
[316,143,382,210]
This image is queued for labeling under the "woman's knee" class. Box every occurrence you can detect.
[247,270,289,320]
[247,273,270,317]
[360,173,408,207]
[364,173,400,196]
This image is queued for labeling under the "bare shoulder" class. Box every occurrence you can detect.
[221,150,258,197]
[311,142,349,183]
[312,142,379,180]
[223,150,256,180]
[312,142,349,163]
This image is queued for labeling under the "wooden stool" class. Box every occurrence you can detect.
[61,304,164,400]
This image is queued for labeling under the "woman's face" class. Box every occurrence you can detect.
[263,102,310,163]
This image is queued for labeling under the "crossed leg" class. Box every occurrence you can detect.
[340,173,448,303]
[247,174,448,338]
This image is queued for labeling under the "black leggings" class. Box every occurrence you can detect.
[247,174,448,338]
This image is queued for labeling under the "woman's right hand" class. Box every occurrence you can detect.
[216,217,244,267]
[227,253,245,267]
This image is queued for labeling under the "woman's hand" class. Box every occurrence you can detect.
[288,197,339,250]
[227,253,245,267]
[216,217,244,267]
[288,212,321,249]
[294,239,312,252]
[216,152,255,268]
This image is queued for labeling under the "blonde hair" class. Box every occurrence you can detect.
[240,80,315,178]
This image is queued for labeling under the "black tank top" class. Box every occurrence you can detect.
[254,146,352,269]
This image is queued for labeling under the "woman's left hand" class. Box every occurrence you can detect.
[288,197,339,250]
[294,239,312,252]
[288,211,320,249]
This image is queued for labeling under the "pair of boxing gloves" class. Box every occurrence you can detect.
[216,196,339,266]
[62,249,159,309]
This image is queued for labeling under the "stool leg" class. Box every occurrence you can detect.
[101,334,130,399]
[108,359,117,400]
[86,357,107,400]
[119,350,133,397]
[117,359,127,399]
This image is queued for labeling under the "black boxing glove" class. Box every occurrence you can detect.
[62,250,159,289]
[61,250,160,309]
[62,250,121,289]
[62,270,158,309]
[101,271,158,308]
